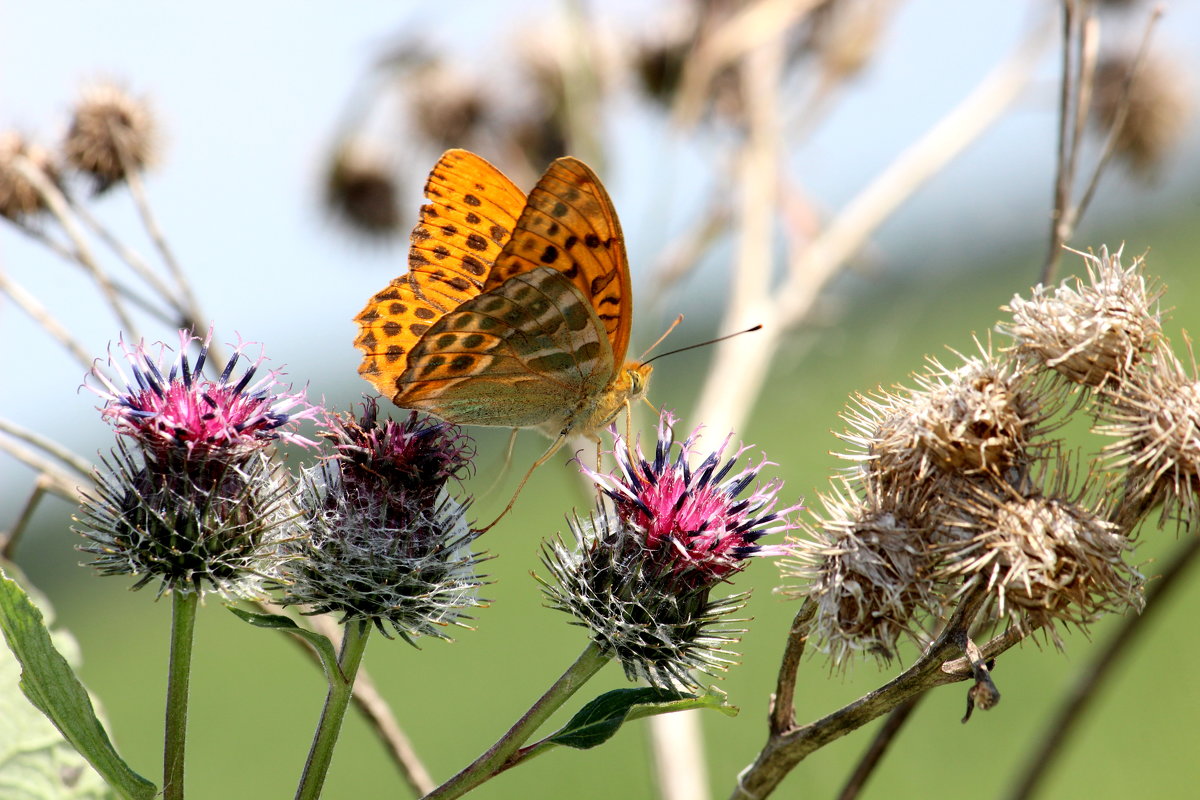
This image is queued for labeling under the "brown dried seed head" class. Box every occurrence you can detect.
[1091,53,1192,176]
[1000,246,1163,388]
[1098,345,1200,529]
[938,481,1142,644]
[780,480,943,668]
[0,131,59,221]
[324,142,401,238]
[810,0,887,82]
[63,83,158,193]
[840,348,1055,517]
[406,59,489,149]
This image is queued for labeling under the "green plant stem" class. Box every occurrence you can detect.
[295,619,372,800]
[424,641,612,800]
[163,590,199,800]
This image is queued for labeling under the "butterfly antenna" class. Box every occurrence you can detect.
[477,434,567,532]
[637,314,684,361]
[644,324,763,366]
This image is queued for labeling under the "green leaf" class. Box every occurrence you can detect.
[227,607,341,685]
[547,687,731,750]
[0,567,156,800]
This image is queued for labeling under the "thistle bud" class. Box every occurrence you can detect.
[76,330,318,597]
[281,399,485,643]
[540,410,800,691]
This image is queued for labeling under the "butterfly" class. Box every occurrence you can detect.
[353,149,652,508]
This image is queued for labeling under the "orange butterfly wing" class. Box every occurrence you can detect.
[353,149,526,398]
[483,157,633,365]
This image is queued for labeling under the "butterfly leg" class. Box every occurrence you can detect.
[479,428,520,501]
[478,433,568,532]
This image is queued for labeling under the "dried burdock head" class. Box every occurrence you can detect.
[63,83,158,194]
[405,58,491,150]
[630,3,702,106]
[632,35,693,106]
[780,478,944,668]
[1091,52,1192,177]
[805,0,887,83]
[1097,344,1200,531]
[1000,246,1163,389]
[540,410,800,691]
[0,131,59,221]
[77,330,318,598]
[282,399,486,643]
[840,345,1060,520]
[324,141,402,238]
[936,468,1142,646]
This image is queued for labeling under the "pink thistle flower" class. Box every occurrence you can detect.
[582,410,800,583]
[541,409,801,691]
[88,329,318,461]
[76,329,318,597]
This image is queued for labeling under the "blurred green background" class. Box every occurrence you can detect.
[3,2,1200,798]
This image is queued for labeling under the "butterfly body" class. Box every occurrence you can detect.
[355,150,649,445]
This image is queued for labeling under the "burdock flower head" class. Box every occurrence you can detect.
[0,131,59,221]
[63,82,158,193]
[76,330,318,597]
[540,410,800,691]
[1098,344,1200,530]
[781,478,945,667]
[936,465,1143,645]
[282,398,485,643]
[1000,246,1163,389]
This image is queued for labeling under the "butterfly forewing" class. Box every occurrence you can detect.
[354,150,526,395]
[394,267,614,427]
[484,157,633,365]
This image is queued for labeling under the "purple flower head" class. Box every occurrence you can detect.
[542,409,802,690]
[320,398,474,517]
[76,329,316,597]
[88,329,318,462]
[282,399,485,641]
[582,410,800,583]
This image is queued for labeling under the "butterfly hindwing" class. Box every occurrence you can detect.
[484,157,632,365]
[354,149,526,395]
[393,267,614,427]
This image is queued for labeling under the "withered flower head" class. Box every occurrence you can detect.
[840,346,1059,521]
[324,141,402,238]
[1098,344,1200,530]
[0,131,59,221]
[807,0,887,83]
[405,58,490,150]
[76,330,318,597]
[1091,52,1192,177]
[937,468,1143,644]
[282,399,485,643]
[63,82,158,193]
[541,410,800,691]
[1000,246,1163,388]
[780,478,943,667]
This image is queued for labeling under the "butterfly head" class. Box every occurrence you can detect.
[624,362,653,404]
